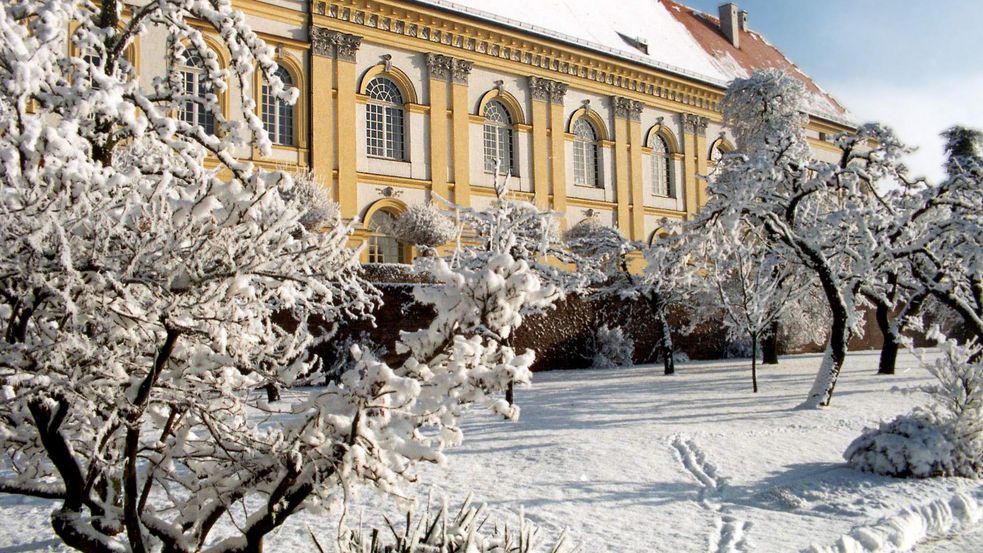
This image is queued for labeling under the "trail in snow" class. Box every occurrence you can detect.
[672,434,752,553]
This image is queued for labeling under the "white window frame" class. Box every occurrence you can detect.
[365,77,406,161]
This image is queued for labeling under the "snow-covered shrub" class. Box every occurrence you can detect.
[288,167,340,230]
[589,324,635,369]
[383,203,458,250]
[844,335,982,478]
[328,494,580,553]
[843,412,958,478]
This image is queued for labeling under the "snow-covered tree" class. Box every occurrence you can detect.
[0,1,552,551]
[383,202,457,253]
[566,220,692,376]
[692,225,806,392]
[701,70,913,407]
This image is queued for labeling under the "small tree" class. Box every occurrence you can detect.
[566,219,692,376]
[693,225,806,392]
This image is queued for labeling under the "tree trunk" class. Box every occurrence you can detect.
[762,321,779,365]
[800,264,851,408]
[657,310,675,376]
[751,334,759,393]
[505,380,514,406]
[875,301,898,375]
[264,383,280,402]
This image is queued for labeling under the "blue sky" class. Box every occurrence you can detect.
[686,0,983,181]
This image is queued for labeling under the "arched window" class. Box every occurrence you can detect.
[179,52,216,136]
[573,118,600,187]
[262,66,295,146]
[483,100,514,174]
[651,135,673,197]
[365,77,405,160]
[366,210,406,264]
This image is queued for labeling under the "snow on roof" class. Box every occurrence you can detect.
[410,0,852,125]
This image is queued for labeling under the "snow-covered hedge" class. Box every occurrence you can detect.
[845,335,982,478]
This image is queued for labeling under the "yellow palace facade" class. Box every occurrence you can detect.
[150,0,854,262]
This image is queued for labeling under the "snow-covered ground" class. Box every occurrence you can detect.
[2,350,981,552]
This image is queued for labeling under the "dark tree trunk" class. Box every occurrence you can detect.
[751,334,759,393]
[762,320,779,365]
[264,383,280,402]
[875,301,899,375]
[657,310,675,376]
[505,381,514,406]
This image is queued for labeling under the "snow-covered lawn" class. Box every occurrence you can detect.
[2,350,981,552]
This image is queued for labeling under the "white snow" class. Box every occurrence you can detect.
[2,350,981,552]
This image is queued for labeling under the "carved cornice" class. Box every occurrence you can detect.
[528,76,567,104]
[314,0,726,114]
[612,96,643,121]
[682,113,709,135]
[311,27,362,61]
[426,53,454,80]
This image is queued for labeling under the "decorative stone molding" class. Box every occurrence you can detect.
[311,27,333,58]
[549,81,568,104]
[528,76,551,101]
[426,53,454,81]
[451,59,473,84]
[311,27,362,61]
[334,32,362,62]
[612,96,643,121]
[528,76,568,104]
[682,113,709,135]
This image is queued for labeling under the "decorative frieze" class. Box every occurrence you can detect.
[528,76,568,104]
[311,27,362,61]
[315,0,724,113]
[682,113,709,135]
[612,96,643,121]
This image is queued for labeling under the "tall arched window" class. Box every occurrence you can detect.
[573,118,600,187]
[483,100,514,174]
[366,210,406,264]
[262,66,295,146]
[651,135,673,197]
[179,52,216,136]
[365,77,405,160]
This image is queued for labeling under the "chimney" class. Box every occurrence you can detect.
[719,3,740,48]
[739,9,749,31]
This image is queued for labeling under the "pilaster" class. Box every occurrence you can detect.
[315,29,362,219]
[546,79,568,214]
[612,96,637,237]
[426,54,452,201]
[529,76,550,210]
[696,131,710,208]
[310,27,336,197]
[681,113,707,218]
[450,58,473,207]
